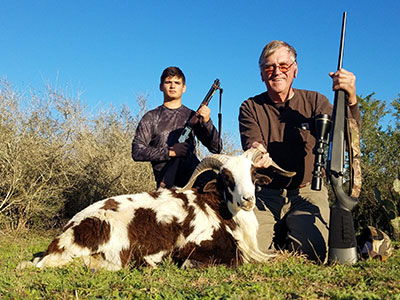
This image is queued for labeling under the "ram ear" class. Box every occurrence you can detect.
[254,173,272,186]
[203,179,218,193]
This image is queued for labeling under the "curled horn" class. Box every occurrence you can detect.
[180,154,231,190]
[242,148,296,177]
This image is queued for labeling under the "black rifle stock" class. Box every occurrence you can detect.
[160,79,221,188]
[327,12,358,264]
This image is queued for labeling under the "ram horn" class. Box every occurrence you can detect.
[242,148,296,177]
[180,154,230,190]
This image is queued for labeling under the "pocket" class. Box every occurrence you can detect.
[297,127,313,149]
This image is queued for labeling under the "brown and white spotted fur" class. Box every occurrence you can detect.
[23,154,273,271]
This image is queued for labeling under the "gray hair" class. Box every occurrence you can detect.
[258,40,297,70]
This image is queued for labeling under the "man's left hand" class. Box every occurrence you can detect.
[329,68,357,106]
[197,105,211,123]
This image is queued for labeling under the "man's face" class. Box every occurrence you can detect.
[260,46,297,96]
[160,76,186,101]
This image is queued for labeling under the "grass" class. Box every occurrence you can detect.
[1,230,399,299]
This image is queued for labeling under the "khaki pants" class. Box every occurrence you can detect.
[254,184,330,263]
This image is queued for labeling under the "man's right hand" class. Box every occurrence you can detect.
[329,68,357,106]
[170,142,189,157]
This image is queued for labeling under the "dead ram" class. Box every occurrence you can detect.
[20,149,294,271]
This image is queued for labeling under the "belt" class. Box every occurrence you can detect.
[298,183,309,189]
[258,182,310,193]
[276,182,310,190]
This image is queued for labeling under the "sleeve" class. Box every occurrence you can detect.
[131,112,170,162]
[348,103,362,130]
[238,99,265,151]
[314,93,333,116]
[193,118,222,154]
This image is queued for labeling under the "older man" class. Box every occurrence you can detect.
[239,40,361,262]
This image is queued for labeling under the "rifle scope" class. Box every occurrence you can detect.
[311,114,331,191]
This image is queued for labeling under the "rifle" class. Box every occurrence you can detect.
[160,79,222,188]
[178,79,221,143]
[327,12,359,264]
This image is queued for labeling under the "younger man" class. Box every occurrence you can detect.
[132,66,222,188]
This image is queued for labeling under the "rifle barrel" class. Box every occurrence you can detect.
[337,12,347,70]
[197,79,220,110]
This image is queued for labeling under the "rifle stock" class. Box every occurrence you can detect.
[160,79,221,188]
[327,12,358,264]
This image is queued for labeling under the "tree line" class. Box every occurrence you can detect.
[0,80,399,238]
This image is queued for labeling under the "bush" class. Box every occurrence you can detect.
[0,80,155,229]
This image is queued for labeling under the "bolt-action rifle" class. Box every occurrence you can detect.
[160,79,222,188]
[311,12,361,264]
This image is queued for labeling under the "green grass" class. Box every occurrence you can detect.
[1,230,399,300]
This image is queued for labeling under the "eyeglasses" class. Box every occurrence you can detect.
[263,61,296,74]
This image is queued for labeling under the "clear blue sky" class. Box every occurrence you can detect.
[1,1,399,147]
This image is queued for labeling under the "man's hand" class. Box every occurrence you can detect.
[170,142,189,157]
[251,141,272,168]
[329,68,357,106]
[197,105,211,123]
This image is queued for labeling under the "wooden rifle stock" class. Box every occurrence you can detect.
[327,12,358,264]
[160,79,221,188]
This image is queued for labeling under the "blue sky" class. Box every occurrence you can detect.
[1,1,399,147]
